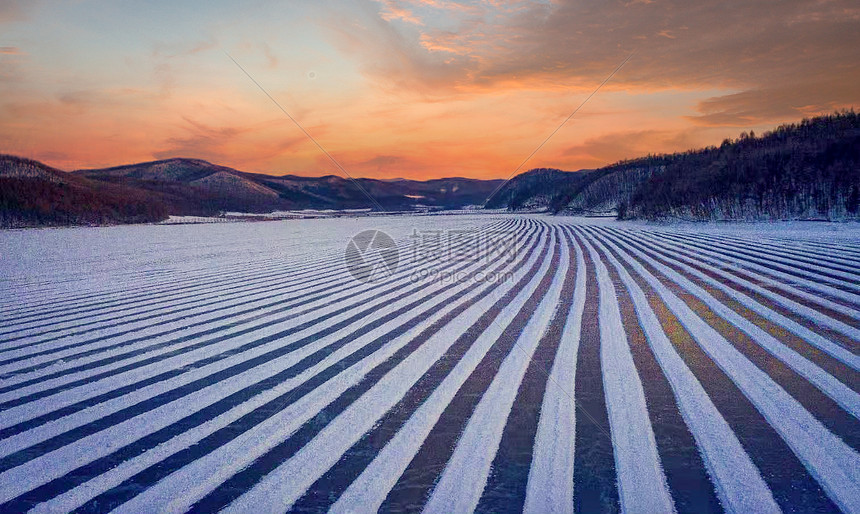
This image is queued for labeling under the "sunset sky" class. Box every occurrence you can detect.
[1,0,858,179]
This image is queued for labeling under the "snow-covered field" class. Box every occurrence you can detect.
[0,215,858,513]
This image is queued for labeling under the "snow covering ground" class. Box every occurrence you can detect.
[0,214,858,513]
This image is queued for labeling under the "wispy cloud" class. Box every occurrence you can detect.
[562,129,704,165]
[375,0,424,24]
[325,0,860,107]
[153,117,309,168]
[1,0,857,178]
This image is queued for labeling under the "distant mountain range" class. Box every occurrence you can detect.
[2,112,858,227]
[490,111,860,221]
[0,157,503,227]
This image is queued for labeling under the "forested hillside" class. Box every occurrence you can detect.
[4,113,858,227]
[0,156,503,228]
[624,112,860,220]
[0,156,168,228]
[501,112,860,221]
[484,168,595,210]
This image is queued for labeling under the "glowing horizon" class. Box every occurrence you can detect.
[1,1,858,180]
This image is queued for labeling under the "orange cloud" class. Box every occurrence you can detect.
[1,0,857,180]
[375,0,424,25]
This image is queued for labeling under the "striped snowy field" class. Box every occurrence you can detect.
[0,215,858,513]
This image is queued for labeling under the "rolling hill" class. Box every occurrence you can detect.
[0,156,504,228]
[0,156,169,228]
[4,111,858,227]
[73,159,505,214]
[495,111,860,221]
[483,168,597,211]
